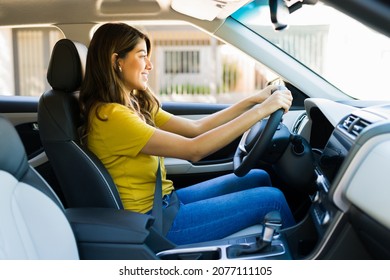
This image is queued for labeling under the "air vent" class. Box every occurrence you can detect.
[341,115,371,138]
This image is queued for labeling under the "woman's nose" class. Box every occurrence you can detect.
[146,58,153,70]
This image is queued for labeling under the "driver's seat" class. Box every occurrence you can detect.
[38,39,123,209]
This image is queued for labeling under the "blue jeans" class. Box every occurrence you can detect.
[166,169,295,245]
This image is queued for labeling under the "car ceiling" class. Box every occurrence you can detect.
[0,0,243,25]
[0,0,169,25]
[0,0,389,38]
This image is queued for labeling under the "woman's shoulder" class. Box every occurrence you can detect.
[90,102,136,123]
[97,102,132,116]
[99,102,127,111]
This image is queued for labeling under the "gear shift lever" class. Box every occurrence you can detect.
[226,210,282,258]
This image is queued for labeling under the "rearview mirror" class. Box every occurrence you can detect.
[269,0,319,31]
[269,0,290,31]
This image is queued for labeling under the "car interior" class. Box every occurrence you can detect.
[0,0,390,260]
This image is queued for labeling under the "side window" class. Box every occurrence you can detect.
[140,23,277,104]
[0,26,64,97]
[1,23,278,102]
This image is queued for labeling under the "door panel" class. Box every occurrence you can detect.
[0,96,46,166]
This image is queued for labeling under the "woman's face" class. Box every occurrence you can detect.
[118,39,153,91]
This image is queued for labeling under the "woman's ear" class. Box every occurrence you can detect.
[111,53,120,70]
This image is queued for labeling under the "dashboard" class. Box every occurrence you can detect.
[293,98,390,259]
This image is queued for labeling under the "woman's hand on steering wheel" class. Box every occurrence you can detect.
[257,85,293,115]
[233,85,292,177]
[249,84,292,111]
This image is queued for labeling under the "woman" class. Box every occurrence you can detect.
[79,22,295,245]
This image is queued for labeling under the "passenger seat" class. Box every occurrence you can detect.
[0,116,79,259]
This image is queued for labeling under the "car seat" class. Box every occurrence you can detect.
[38,39,122,209]
[0,116,79,259]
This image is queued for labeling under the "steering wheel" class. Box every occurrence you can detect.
[233,86,286,177]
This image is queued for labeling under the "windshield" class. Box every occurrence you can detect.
[232,0,390,101]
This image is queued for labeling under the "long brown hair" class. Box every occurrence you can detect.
[79,22,160,143]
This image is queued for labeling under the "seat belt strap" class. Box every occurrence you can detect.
[151,157,163,233]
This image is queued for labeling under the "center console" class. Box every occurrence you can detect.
[157,234,289,260]
[156,211,292,260]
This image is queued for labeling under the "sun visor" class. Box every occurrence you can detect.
[171,0,251,21]
[99,0,162,15]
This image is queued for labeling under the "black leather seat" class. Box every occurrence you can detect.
[38,39,123,209]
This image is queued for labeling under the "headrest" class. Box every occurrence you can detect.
[0,116,29,180]
[47,39,87,92]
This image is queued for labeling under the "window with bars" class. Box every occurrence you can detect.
[164,50,200,74]
[0,26,64,96]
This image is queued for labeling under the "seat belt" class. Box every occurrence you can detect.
[151,157,163,233]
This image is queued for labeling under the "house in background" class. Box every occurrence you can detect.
[144,24,270,103]
[0,27,63,97]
